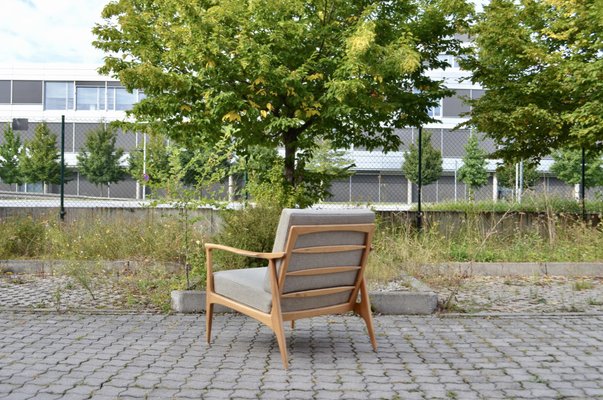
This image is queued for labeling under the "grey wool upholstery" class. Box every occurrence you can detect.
[211,208,375,313]
[213,267,272,313]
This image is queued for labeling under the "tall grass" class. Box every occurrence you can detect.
[367,213,603,283]
[3,209,602,289]
[0,214,207,262]
[422,196,603,213]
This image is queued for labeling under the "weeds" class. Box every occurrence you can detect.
[573,280,595,291]
[366,210,603,284]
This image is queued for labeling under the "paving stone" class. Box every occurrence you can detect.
[1,313,603,399]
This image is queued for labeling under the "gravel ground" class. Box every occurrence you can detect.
[0,273,160,312]
[2,271,603,314]
[433,275,603,314]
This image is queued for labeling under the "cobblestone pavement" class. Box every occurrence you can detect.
[1,312,603,399]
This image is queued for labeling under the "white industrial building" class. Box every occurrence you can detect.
[0,62,575,204]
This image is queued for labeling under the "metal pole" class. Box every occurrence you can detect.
[142,133,147,200]
[454,159,458,203]
[417,126,423,232]
[59,115,66,221]
[581,146,586,222]
[518,160,524,203]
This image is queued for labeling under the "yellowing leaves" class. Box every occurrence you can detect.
[346,21,376,57]
[222,111,241,122]
[306,73,324,81]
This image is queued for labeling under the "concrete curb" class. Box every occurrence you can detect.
[171,282,439,315]
[0,260,181,274]
[443,262,603,277]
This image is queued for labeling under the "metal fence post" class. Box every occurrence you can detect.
[59,115,66,221]
[581,146,586,222]
[417,126,423,232]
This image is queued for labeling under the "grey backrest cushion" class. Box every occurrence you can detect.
[263,208,375,294]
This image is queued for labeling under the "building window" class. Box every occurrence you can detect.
[13,80,44,104]
[76,83,105,111]
[45,81,74,110]
[107,87,138,111]
[428,99,442,118]
[0,81,11,103]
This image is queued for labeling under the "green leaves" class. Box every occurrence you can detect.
[464,0,603,161]
[457,132,489,201]
[550,148,603,188]
[94,0,471,196]
[401,130,443,186]
[0,125,23,185]
[20,123,61,187]
[77,125,125,192]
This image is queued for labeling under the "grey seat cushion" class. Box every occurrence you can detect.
[213,267,272,313]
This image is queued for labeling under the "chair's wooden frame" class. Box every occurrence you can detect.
[205,223,376,368]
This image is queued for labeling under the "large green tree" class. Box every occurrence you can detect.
[402,130,443,186]
[457,132,489,201]
[0,125,23,186]
[462,0,603,161]
[77,125,126,197]
[93,0,471,188]
[20,123,61,192]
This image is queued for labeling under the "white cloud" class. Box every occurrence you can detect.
[0,0,107,64]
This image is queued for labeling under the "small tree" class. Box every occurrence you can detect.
[238,141,354,208]
[402,130,443,186]
[550,148,603,190]
[20,122,61,193]
[457,132,489,201]
[496,161,540,191]
[127,134,172,194]
[0,125,23,186]
[77,125,126,197]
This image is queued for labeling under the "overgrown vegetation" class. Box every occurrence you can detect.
[366,211,603,284]
[2,200,603,311]
[420,197,603,214]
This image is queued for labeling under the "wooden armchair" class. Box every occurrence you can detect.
[205,208,376,368]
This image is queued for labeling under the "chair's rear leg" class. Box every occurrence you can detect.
[291,320,295,330]
[206,301,214,344]
[356,279,377,350]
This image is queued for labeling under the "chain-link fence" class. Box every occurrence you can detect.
[0,117,601,217]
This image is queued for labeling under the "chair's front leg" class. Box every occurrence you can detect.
[205,247,215,344]
[268,260,289,369]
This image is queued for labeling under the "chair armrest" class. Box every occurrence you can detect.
[204,243,285,260]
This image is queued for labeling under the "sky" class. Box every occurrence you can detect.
[0,0,488,65]
[0,0,107,64]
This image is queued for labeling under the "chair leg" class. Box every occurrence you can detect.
[356,279,377,350]
[206,301,214,344]
[270,307,289,368]
[291,320,295,330]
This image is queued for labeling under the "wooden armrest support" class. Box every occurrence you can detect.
[204,243,285,260]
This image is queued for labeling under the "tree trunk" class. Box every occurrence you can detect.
[283,130,298,186]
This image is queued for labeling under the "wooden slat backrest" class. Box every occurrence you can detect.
[276,224,374,309]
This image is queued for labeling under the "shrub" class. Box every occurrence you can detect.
[210,205,282,270]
